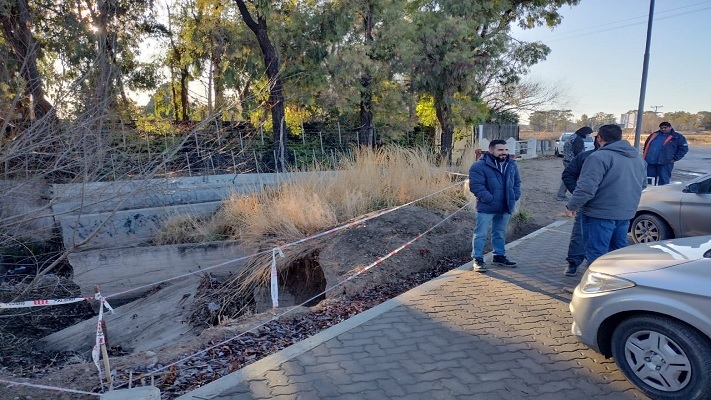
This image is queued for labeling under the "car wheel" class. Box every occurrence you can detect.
[631,214,671,243]
[611,315,711,400]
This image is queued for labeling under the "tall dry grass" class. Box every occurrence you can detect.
[202,146,468,250]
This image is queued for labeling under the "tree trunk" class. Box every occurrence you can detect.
[0,0,54,120]
[358,5,375,147]
[170,70,180,123]
[434,91,454,164]
[234,0,287,170]
[180,67,190,122]
[359,76,374,147]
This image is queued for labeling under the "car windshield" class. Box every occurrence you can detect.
[584,137,594,142]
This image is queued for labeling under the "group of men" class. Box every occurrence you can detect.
[467,122,688,275]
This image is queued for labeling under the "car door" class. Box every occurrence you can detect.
[679,176,711,237]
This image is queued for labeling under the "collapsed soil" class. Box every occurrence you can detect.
[0,156,569,400]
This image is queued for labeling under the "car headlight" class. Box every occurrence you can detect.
[578,270,635,294]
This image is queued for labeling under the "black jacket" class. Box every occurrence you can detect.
[562,149,596,193]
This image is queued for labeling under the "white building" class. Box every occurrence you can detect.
[620,113,636,129]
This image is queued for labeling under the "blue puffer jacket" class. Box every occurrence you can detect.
[468,153,521,214]
[642,129,689,165]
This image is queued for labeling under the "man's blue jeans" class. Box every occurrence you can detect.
[567,212,584,267]
[647,163,674,185]
[471,212,511,259]
[581,215,630,264]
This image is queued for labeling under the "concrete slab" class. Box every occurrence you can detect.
[39,278,201,354]
[69,240,252,300]
[57,201,222,250]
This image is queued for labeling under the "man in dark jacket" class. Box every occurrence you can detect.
[468,139,522,272]
[556,126,593,200]
[642,121,688,185]
[565,125,647,264]
[560,135,599,276]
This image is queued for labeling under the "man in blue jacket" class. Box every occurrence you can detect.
[468,139,521,272]
[642,121,689,185]
[565,125,647,264]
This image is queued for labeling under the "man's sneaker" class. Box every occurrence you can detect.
[564,265,577,276]
[471,258,487,273]
[555,195,569,201]
[492,255,517,267]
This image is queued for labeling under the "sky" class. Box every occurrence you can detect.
[511,0,711,122]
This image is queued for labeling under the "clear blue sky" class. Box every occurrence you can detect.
[512,0,711,122]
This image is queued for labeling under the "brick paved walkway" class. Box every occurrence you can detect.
[178,220,647,400]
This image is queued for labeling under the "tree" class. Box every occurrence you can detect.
[529,109,573,132]
[698,112,711,130]
[408,0,579,160]
[586,112,616,130]
[291,0,413,146]
[233,0,287,170]
[0,0,54,119]
[662,111,694,131]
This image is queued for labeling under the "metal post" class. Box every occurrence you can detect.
[319,131,324,154]
[634,0,656,150]
[337,121,342,145]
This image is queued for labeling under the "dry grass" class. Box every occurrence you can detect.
[209,146,468,248]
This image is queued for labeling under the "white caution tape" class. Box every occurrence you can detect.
[89,293,114,386]
[270,247,284,308]
[0,296,93,309]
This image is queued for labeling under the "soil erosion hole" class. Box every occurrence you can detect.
[256,250,326,312]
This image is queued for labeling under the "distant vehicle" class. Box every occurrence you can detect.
[553,133,594,157]
[583,136,595,151]
[570,235,711,400]
[630,173,711,243]
[554,132,574,157]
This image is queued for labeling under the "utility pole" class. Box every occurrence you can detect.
[634,0,655,149]
[650,105,663,114]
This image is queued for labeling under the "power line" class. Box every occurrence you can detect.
[544,3,711,43]
[544,1,711,39]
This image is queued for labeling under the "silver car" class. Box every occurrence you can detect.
[630,173,711,243]
[570,235,711,400]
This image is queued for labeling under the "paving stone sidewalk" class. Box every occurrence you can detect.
[178,219,647,400]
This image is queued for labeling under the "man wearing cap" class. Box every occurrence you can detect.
[642,122,689,185]
[556,126,593,200]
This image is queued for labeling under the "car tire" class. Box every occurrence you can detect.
[631,214,672,243]
[611,315,711,400]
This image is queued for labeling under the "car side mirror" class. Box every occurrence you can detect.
[685,183,701,194]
